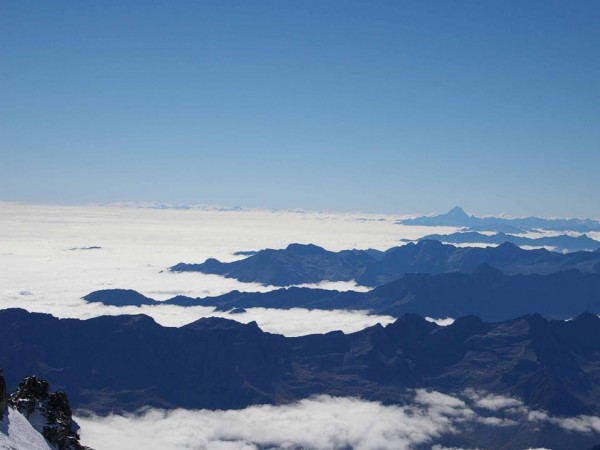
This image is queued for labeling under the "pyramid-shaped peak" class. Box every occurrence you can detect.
[446,206,469,218]
[495,241,522,253]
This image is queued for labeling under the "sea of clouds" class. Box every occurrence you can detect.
[3,203,600,448]
[0,202,456,335]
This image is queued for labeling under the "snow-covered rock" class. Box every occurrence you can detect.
[1,372,90,450]
[0,407,54,450]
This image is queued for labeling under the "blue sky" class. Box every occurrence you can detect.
[1,0,599,217]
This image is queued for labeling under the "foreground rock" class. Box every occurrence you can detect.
[0,370,7,420]
[1,371,90,450]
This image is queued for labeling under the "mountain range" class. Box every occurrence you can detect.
[86,266,600,321]
[2,309,600,429]
[398,206,600,233]
[170,240,600,287]
[405,231,600,253]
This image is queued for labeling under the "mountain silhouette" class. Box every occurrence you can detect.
[399,206,600,232]
[172,243,379,286]
[170,241,600,287]
[406,231,600,253]
[86,268,600,322]
[2,308,600,422]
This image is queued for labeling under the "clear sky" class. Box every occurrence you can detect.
[1,0,599,217]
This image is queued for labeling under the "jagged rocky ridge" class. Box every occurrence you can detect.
[2,308,600,419]
[170,240,600,287]
[404,231,600,253]
[398,206,600,233]
[0,371,89,449]
[86,266,600,322]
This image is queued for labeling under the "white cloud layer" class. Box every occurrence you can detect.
[0,203,453,335]
[3,203,600,449]
[76,393,471,450]
[76,390,600,450]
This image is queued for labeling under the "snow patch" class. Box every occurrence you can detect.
[0,408,53,450]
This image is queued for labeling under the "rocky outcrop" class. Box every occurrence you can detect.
[8,375,89,450]
[0,369,7,419]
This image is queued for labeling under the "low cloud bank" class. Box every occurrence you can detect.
[0,203,413,336]
[77,390,600,450]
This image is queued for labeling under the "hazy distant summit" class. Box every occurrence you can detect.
[399,206,600,232]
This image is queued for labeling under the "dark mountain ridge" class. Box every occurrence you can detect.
[2,308,600,421]
[405,231,600,253]
[96,266,600,322]
[171,243,381,286]
[170,240,600,287]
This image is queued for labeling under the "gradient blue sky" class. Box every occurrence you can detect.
[1,0,599,217]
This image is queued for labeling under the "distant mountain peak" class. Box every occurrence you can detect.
[447,206,469,218]
[285,243,327,255]
[82,289,155,307]
[183,316,260,332]
[495,241,522,253]
[400,207,600,233]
